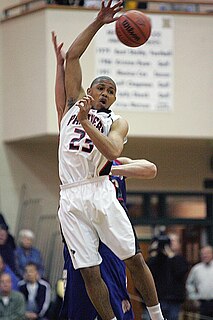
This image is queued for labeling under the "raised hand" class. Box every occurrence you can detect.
[76,95,94,122]
[96,0,123,25]
[52,31,65,66]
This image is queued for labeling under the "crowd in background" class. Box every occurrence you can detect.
[0,213,52,320]
[0,211,213,319]
[48,0,198,12]
[48,0,147,9]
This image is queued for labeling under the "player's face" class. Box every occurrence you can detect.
[87,80,116,110]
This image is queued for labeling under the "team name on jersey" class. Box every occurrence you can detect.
[67,113,104,133]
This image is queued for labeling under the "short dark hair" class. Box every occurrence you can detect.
[90,76,116,90]
[25,262,39,270]
[0,224,8,231]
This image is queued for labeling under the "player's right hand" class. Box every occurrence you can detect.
[96,0,123,25]
[76,95,94,122]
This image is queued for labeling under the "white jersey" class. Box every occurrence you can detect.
[58,104,121,184]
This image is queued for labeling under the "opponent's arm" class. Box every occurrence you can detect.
[111,157,157,179]
[65,0,123,105]
[52,32,86,127]
[52,32,66,127]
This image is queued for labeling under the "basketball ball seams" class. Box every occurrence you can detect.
[122,14,150,44]
[123,12,151,40]
[117,18,144,46]
[116,30,138,46]
[116,19,142,46]
[115,10,151,47]
[117,16,149,46]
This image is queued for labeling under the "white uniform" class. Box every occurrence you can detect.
[58,104,118,184]
[58,104,136,269]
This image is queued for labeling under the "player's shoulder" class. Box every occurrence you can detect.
[110,110,121,121]
[60,103,78,126]
[111,116,129,134]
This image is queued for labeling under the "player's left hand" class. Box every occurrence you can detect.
[76,95,94,122]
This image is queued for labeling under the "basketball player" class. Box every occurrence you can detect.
[52,30,158,320]
[53,1,164,319]
[60,157,157,320]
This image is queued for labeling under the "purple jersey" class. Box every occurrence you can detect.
[110,159,127,204]
[61,243,134,320]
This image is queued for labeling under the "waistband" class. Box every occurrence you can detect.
[60,175,109,190]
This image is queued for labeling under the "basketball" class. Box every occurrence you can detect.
[115,10,151,47]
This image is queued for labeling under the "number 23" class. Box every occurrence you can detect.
[69,128,94,153]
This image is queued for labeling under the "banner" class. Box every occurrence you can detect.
[95,15,174,112]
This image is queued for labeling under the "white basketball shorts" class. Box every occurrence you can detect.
[58,176,136,269]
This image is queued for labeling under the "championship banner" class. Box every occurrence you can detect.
[95,15,174,112]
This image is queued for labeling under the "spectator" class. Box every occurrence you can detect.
[143,230,189,320]
[0,213,16,249]
[0,255,20,291]
[186,245,213,318]
[0,224,17,274]
[125,0,147,10]
[53,0,84,5]
[18,262,51,320]
[16,229,44,278]
[84,0,121,8]
[170,4,198,12]
[0,272,25,319]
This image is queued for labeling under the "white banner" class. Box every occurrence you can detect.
[95,14,174,112]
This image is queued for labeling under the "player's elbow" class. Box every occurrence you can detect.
[148,163,157,179]
[66,46,79,61]
[108,152,122,161]
[107,148,123,161]
[139,162,157,179]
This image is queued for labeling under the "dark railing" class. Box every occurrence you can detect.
[126,190,213,244]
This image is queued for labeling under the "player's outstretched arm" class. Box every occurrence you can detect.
[65,0,123,105]
[111,157,157,179]
[52,31,66,127]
